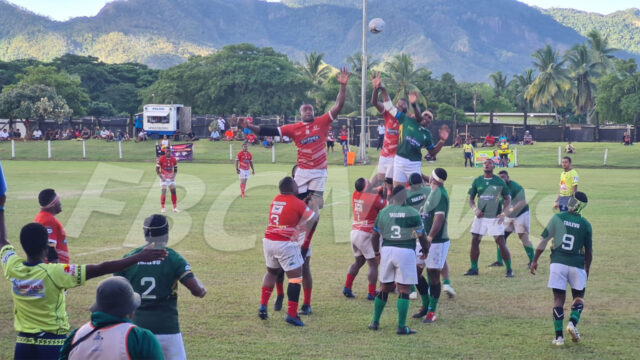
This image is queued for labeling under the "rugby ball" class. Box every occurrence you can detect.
[368,18,385,34]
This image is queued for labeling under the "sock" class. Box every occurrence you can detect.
[240,183,246,194]
[570,302,583,325]
[397,293,410,328]
[471,260,478,271]
[505,259,512,271]
[160,194,166,207]
[368,283,376,297]
[171,193,177,208]
[372,292,388,323]
[416,276,429,309]
[496,246,503,263]
[287,283,301,318]
[428,283,441,312]
[524,245,535,262]
[443,278,451,286]
[345,273,355,289]
[275,281,284,297]
[553,306,564,338]
[260,286,273,306]
[303,288,312,306]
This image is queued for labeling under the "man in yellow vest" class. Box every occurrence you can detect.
[554,156,579,212]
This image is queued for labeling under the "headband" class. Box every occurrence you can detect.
[431,170,443,183]
[41,195,60,210]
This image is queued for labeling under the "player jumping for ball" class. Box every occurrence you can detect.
[236,142,255,197]
[156,147,179,213]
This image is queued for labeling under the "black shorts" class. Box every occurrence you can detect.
[327,141,334,147]
[464,153,473,159]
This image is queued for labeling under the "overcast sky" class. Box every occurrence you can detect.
[5,0,637,21]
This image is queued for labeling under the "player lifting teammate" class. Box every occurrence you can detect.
[34,189,69,264]
[258,177,318,326]
[156,146,179,213]
[530,192,592,345]
[243,67,350,315]
[235,142,255,197]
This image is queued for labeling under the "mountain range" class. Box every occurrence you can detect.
[0,0,638,82]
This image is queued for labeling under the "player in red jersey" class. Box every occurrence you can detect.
[343,178,386,300]
[235,143,255,197]
[370,73,402,194]
[243,67,350,315]
[258,177,318,326]
[156,147,179,213]
[34,189,69,263]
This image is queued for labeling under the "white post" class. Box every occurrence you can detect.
[357,0,368,164]
[229,143,233,161]
[603,147,608,166]
[82,140,86,159]
[271,144,276,163]
[558,146,561,166]
[118,141,123,159]
[47,140,52,159]
[514,147,518,167]
[11,140,15,159]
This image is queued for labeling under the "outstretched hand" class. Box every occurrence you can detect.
[370,72,382,89]
[408,91,419,104]
[337,67,351,86]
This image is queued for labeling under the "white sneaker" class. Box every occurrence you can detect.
[443,284,456,298]
[409,291,418,300]
[567,322,580,343]
[173,208,180,213]
[552,336,564,346]
[161,207,166,213]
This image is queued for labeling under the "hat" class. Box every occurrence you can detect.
[91,276,141,318]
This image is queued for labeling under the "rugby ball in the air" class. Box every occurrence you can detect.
[368,18,385,34]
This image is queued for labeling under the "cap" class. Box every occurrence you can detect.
[90,276,141,318]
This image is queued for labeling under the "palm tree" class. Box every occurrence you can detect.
[300,51,331,86]
[489,71,508,97]
[586,30,617,71]
[511,68,535,128]
[566,43,604,124]
[382,54,426,103]
[345,52,379,79]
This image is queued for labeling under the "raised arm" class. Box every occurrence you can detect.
[370,73,384,114]
[86,245,167,280]
[329,67,351,120]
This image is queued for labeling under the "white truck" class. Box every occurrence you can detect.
[142,104,191,137]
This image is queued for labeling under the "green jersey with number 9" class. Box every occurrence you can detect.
[541,212,592,269]
[116,246,194,334]
[374,204,424,250]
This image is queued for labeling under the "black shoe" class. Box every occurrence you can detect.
[412,306,428,319]
[366,293,376,301]
[273,295,284,311]
[489,261,504,267]
[343,287,355,298]
[258,304,268,320]
[505,269,514,278]
[397,326,417,335]
[463,268,479,276]
[299,304,312,315]
[285,314,305,326]
[368,321,379,331]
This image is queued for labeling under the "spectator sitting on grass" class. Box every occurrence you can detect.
[452,134,462,148]
[32,128,43,140]
[509,132,518,144]
[105,130,115,142]
[0,129,9,141]
[92,126,101,139]
[210,130,220,141]
[13,128,22,140]
[246,133,257,145]
[100,128,110,140]
[523,130,533,145]
[565,141,575,154]
[186,130,199,141]
[136,129,147,142]
[481,133,495,147]
[81,127,91,140]
[622,133,632,145]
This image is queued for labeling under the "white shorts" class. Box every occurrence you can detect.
[160,178,176,187]
[155,333,186,360]
[393,156,421,183]
[377,155,395,179]
[470,216,505,237]
[425,241,450,270]
[379,246,418,285]
[294,168,328,193]
[503,211,530,234]
[416,241,426,268]
[238,169,251,179]
[263,238,304,271]
[547,263,587,291]
[350,230,376,259]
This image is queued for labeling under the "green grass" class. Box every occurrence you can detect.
[0,158,638,359]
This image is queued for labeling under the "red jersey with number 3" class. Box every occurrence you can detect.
[264,194,315,241]
[156,155,177,178]
[279,113,332,169]
[380,110,399,157]
[34,210,69,264]
[236,151,252,170]
[352,191,386,233]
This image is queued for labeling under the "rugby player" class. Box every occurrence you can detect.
[156,146,179,213]
[235,142,255,197]
[464,159,513,277]
[116,214,207,360]
[368,186,428,335]
[530,192,592,345]
[370,73,400,194]
[343,177,386,300]
[554,156,579,212]
[497,170,535,267]
[258,177,318,326]
[34,189,68,264]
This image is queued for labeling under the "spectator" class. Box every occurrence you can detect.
[262,136,273,148]
[622,133,632,145]
[452,134,462,148]
[92,126,101,139]
[224,130,234,141]
[217,116,226,133]
[186,130,199,141]
[481,133,495,147]
[498,133,508,144]
[32,128,43,140]
[376,121,385,151]
[73,127,81,139]
[105,130,115,142]
[326,129,335,152]
[61,128,71,140]
[0,129,9,141]
[161,135,170,149]
[246,133,257,145]
[80,127,91,140]
[173,130,181,142]
[509,132,518,144]
[136,129,147,142]
[565,141,575,154]
[469,134,477,148]
[523,130,533,145]
[210,130,220,141]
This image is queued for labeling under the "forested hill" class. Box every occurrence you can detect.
[0,0,636,81]
[543,8,640,56]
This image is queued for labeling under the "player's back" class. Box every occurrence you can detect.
[264,194,308,241]
[375,204,423,249]
[405,186,431,213]
[544,212,592,268]
[352,191,385,232]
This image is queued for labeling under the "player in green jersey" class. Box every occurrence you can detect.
[368,186,429,335]
[530,192,592,346]
[117,214,207,360]
[464,159,513,277]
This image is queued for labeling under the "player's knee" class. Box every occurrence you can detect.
[571,288,585,299]
[384,177,393,185]
[377,291,389,301]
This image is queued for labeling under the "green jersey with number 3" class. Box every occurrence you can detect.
[541,212,592,268]
[116,246,194,334]
[374,204,424,249]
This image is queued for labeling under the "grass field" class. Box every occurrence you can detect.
[0,142,639,359]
